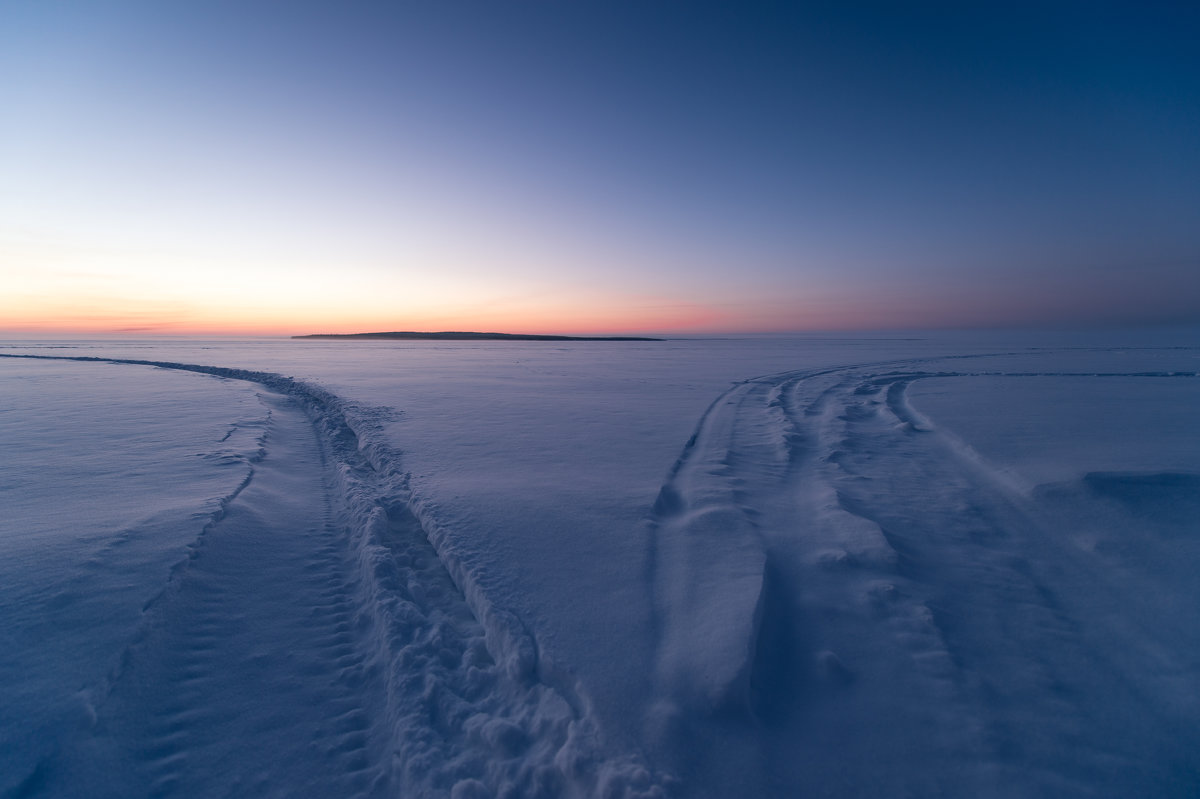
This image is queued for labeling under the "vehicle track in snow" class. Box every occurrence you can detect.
[3,354,667,799]
[646,352,1200,797]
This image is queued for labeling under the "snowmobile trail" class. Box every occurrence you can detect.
[3,354,667,799]
[647,354,1200,797]
[6,349,1196,798]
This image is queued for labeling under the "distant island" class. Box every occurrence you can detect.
[293,331,663,341]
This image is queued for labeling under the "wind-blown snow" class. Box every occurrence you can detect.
[2,333,1198,797]
[0,359,267,792]
[2,353,665,798]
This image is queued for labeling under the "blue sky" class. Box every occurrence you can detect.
[2,1,1198,333]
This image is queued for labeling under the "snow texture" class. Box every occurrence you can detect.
[1,353,664,799]
[2,333,1198,798]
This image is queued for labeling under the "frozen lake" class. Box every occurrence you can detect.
[2,333,1198,797]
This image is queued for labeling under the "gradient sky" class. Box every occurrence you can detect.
[2,1,1199,334]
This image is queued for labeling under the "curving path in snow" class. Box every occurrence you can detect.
[5,348,1198,798]
[4,355,665,799]
[646,355,1200,796]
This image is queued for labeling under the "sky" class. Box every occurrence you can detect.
[2,1,1199,335]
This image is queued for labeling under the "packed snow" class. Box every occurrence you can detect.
[1,333,1197,797]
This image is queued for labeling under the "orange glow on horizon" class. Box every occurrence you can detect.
[6,290,1080,337]
[0,297,735,338]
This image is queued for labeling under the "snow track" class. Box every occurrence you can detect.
[6,348,1197,798]
[3,355,666,799]
[646,355,1200,797]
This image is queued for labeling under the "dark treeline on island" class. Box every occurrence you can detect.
[293,331,664,342]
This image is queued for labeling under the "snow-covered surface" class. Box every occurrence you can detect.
[2,333,1198,797]
[0,359,266,790]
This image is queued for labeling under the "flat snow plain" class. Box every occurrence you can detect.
[1,332,1197,798]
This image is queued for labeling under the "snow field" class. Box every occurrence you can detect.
[4,354,667,798]
[3,339,1197,798]
[0,359,269,795]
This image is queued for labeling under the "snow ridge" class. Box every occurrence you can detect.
[1,355,667,799]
